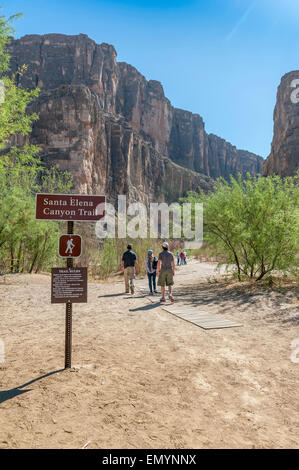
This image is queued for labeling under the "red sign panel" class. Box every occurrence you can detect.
[51,267,87,303]
[36,193,105,221]
[59,235,82,258]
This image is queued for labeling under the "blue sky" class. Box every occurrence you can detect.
[4,0,299,158]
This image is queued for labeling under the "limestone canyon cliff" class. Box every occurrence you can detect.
[263,71,299,177]
[8,33,263,201]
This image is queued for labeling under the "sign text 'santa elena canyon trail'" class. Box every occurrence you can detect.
[35,193,106,221]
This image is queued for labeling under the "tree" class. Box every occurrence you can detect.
[183,173,299,281]
[0,11,39,147]
[0,9,73,273]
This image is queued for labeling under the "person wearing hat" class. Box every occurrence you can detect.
[121,243,139,294]
[144,249,158,295]
[156,241,175,302]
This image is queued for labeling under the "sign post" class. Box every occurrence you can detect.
[36,193,105,369]
[66,221,73,369]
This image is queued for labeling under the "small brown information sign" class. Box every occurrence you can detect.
[59,234,82,258]
[51,267,87,303]
[36,193,105,221]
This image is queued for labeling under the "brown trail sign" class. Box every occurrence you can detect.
[51,267,87,303]
[36,193,106,369]
[59,235,82,258]
[35,193,105,221]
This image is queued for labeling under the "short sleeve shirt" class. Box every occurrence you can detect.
[122,250,137,268]
[158,250,174,271]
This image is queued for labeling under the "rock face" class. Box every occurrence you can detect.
[28,84,211,202]
[263,71,299,177]
[8,33,263,201]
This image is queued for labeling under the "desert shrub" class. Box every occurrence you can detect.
[183,173,299,281]
[0,149,72,273]
[0,12,72,273]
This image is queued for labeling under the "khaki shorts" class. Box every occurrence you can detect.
[124,266,135,280]
[124,266,135,292]
[158,269,174,287]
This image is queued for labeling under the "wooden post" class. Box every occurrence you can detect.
[65,220,74,369]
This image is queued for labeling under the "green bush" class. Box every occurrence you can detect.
[0,149,72,273]
[183,173,299,281]
[0,11,72,273]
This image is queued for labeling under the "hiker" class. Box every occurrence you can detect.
[180,251,185,265]
[121,244,138,294]
[176,251,180,266]
[144,250,158,295]
[183,250,187,265]
[157,241,175,302]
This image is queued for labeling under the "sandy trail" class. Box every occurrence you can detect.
[0,260,298,449]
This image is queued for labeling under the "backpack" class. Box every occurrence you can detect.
[147,256,158,270]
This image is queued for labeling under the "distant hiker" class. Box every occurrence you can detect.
[180,251,185,265]
[183,250,187,265]
[121,244,138,294]
[176,251,180,266]
[157,241,175,302]
[144,250,158,295]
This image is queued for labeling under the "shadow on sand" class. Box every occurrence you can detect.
[129,302,161,312]
[98,293,126,298]
[0,369,64,404]
[174,281,299,324]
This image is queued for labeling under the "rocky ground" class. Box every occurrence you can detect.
[0,260,298,448]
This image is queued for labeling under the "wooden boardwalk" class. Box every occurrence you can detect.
[162,306,242,330]
[137,286,242,330]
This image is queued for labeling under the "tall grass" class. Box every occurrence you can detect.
[94,238,163,279]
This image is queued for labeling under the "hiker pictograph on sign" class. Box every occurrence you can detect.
[59,234,82,258]
[65,238,75,255]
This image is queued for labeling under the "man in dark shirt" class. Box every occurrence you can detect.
[121,244,139,294]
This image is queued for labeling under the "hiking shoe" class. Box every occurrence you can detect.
[169,295,175,302]
[160,297,166,302]
[154,290,158,294]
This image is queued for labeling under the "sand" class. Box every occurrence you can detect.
[0,260,298,449]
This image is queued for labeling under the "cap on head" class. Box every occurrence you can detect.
[162,241,169,249]
[148,249,153,255]
[127,244,132,250]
